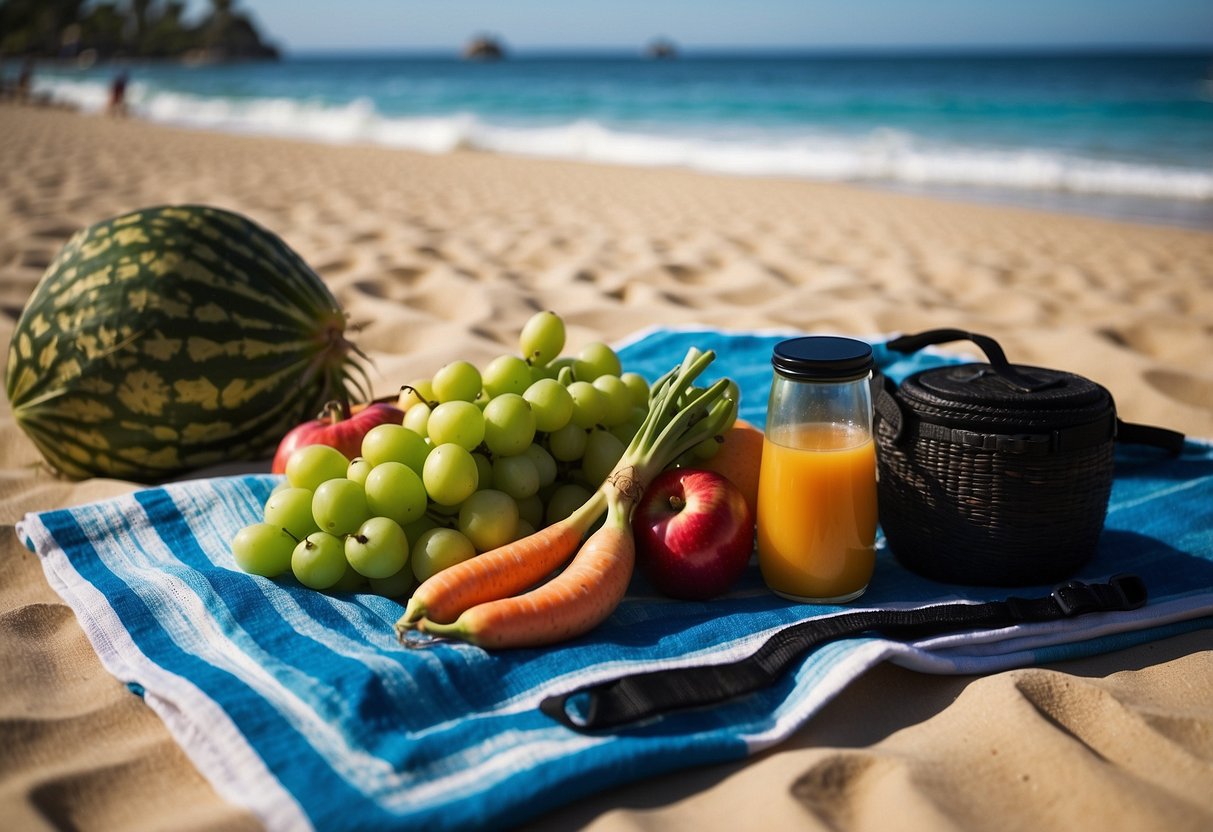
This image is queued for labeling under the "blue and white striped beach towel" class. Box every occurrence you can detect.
[18,328,1213,831]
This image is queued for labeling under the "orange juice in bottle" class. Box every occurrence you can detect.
[757,337,877,603]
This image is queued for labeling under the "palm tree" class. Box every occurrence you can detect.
[130,0,152,49]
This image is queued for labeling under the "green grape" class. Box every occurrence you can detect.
[332,562,369,593]
[262,487,319,539]
[362,423,430,472]
[483,393,536,456]
[546,483,594,525]
[427,498,460,517]
[398,379,434,411]
[565,380,606,429]
[422,443,479,506]
[291,532,347,590]
[432,360,482,403]
[591,374,633,426]
[347,457,374,486]
[364,461,427,527]
[582,429,626,486]
[231,523,296,578]
[492,453,540,499]
[345,516,410,579]
[470,453,494,485]
[457,489,519,552]
[515,493,545,529]
[548,422,588,461]
[311,478,369,536]
[411,527,477,583]
[285,444,349,491]
[482,354,533,398]
[566,381,607,429]
[513,518,536,541]
[620,372,650,408]
[528,362,557,382]
[403,402,431,436]
[369,565,417,598]
[523,378,574,432]
[522,443,557,487]
[426,401,486,451]
[519,310,566,367]
[404,514,439,544]
[546,358,576,386]
[610,405,648,446]
[573,341,622,381]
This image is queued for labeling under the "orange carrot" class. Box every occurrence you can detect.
[396,491,606,628]
[415,506,635,649]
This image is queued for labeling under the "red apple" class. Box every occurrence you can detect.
[271,400,403,473]
[633,468,755,600]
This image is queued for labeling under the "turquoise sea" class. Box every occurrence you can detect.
[15,50,1213,227]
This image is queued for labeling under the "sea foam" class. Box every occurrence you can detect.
[40,78,1213,203]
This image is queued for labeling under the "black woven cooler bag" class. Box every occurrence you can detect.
[874,329,1183,586]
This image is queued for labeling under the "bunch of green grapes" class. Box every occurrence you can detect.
[231,310,690,597]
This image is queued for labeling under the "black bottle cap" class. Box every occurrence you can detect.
[772,336,874,381]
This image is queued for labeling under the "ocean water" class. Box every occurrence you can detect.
[16,50,1213,227]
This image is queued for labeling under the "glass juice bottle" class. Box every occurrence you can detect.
[757,336,877,603]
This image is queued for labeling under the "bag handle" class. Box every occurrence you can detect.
[884,328,1058,393]
[883,329,1185,455]
[539,575,1147,732]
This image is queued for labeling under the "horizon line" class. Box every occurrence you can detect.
[280,42,1213,57]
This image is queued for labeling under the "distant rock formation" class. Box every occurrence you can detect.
[463,35,505,61]
[645,38,678,60]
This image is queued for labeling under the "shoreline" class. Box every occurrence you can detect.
[7,99,1213,238]
[6,79,1211,232]
[868,180,1213,232]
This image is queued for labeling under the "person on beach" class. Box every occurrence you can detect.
[107,71,129,117]
[16,58,34,102]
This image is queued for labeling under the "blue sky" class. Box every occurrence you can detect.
[207,1,1213,53]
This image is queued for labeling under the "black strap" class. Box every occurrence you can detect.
[903,409,1118,456]
[539,575,1147,732]
[1117,419,1185,455]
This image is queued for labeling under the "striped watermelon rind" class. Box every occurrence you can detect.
[5,204,370,482]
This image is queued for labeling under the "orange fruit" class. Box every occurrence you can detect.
[699,419,763,519]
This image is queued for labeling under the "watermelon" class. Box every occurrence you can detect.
[5,204,369,482]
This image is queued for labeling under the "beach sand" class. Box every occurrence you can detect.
[2,103,1211,830]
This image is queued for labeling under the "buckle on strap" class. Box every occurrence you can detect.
[1053,575,1147,617]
